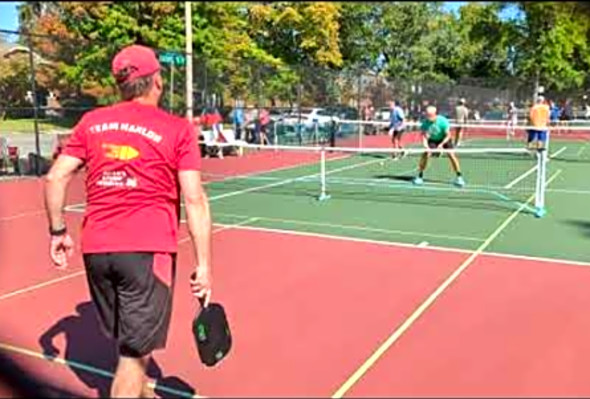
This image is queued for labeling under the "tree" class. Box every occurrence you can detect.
[247,2,343,68]
[338,3,382,70]
[0,50,32,119]
[512,2,590,92]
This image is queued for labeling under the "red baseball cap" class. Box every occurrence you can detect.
[111,45,161,84]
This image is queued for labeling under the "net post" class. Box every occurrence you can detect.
[534,148,547,218]
[318,147,331,201]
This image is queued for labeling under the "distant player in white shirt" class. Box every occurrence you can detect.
[454,98,469,146]
[506,102,517,140]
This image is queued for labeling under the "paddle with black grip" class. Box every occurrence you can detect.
[191,274,232,367]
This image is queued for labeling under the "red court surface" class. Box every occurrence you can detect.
[0,226,467,397]
[3,220,590,396]
[346,255,590,397]
[3,142,590,397]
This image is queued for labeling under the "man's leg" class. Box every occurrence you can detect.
[112,253,177,398]
[454,127,462,146]
[388,126,397,158]
[446,152,465,186]
[447,152,462,174]
[413,151,430,184]
[444,141,464,187]
[111,355,150,398]
[537,130,547,151]
[395,130,406,158]
[526,130,537,151]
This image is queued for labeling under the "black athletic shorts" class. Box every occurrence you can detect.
[427,140,454,149]
[83,252,177,358]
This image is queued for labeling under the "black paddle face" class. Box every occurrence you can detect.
[193,302,232,367]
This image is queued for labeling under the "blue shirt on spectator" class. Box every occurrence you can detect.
[233,108,244,125]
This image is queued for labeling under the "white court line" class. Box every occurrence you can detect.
[0,217,261,303]
[331,168,563,398]
[546,188,590,195]
[417,241,429,247]
[504,165,538,189]
[0,209,45,222]
[202,154,349,183]
[207,157,383,201]
[576,145,587,157]
[213,212,484,242]
[215,214,590,269]
[66,157,381,212]
[64,155,376,211]
[550,146,567,159]
[0,219,266,396]
[178,217,260,245]
[2,154,351,222]
[504,146,564,189]
[0,271,86,302]
[0,342,204,398]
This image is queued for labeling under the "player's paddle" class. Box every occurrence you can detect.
[191,275,232,367]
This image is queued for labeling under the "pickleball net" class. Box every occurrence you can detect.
[265,117,590,149]
[200,142,550,217]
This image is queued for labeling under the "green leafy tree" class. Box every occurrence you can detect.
[512,2,590,91]
[247,2,343,68]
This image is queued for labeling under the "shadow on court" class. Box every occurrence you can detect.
[564,220,590,238]
[39,302,195,398]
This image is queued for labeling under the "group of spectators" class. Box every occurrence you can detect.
[194,106,272,158]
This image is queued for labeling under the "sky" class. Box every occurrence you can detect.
[443,1,523,20]
[0,1,19,42]
[0,2,19,30]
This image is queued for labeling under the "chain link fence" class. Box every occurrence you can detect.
[2,29,590,174]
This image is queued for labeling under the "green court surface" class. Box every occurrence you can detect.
[201,137,590,265]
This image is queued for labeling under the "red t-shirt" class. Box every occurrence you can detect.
[62,101,201,254]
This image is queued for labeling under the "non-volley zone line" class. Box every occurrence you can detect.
[211,200,590,271]
[213,212,484,244]
[331,169,563,398]
[0,342,204,398]
[201,152,350,185]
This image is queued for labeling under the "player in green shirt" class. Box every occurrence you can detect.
[413,105,465,187]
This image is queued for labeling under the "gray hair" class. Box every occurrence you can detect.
[117,74,155,101]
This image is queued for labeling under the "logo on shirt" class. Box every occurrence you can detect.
[97,170,138,188]
[102,144,140,161]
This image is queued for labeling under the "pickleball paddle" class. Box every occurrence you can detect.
[192,290,232,367]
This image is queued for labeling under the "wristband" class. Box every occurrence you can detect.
[50,226,67,237]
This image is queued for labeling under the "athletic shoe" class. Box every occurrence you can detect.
[413,176,424,185]
[454,176,465,187]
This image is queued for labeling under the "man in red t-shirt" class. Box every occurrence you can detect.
[44,45,212,397]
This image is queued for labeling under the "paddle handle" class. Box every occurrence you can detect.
[191,271,209,309]
[198,296,207,308]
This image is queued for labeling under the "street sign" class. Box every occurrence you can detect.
[159,51,186,67]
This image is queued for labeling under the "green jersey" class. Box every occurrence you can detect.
[421,115,450,142]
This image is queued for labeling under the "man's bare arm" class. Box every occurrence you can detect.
[178,170,212,301]
[45,155,84,231]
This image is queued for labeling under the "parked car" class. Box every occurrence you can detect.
[281,108,339,128]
